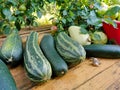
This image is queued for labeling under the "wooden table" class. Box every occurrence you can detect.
[1,25,120,90]
[10,58,120,90]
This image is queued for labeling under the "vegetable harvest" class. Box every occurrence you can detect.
[0,0,120,89]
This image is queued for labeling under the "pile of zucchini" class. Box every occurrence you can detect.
[0,28,120,89]
[0,29,86,88]
[24,31,86,82]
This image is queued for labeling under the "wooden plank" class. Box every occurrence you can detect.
[75,60,120,90]
[31,59,120,90]
[0,25,52,38]
[107,79,120,90]
[10,65,35,90]
[19,25,52,35]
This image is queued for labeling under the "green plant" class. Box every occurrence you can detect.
[50,0,120,32]
[51,0,103,31]
[0,0,53,35]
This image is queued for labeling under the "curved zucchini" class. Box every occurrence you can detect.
[84,44,120,58]
[0,29,23,66]
[40,34,68,77]
[24,31,52,82]
[0,60,17,90]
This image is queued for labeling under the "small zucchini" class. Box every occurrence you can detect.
[40,34,68,77]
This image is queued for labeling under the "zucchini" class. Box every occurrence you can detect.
[84,44,120,58]
[40,34,68,77]
[0,29,23,66]
[24,31,52,82]
[0,60,17,90]
[55,32,86,68]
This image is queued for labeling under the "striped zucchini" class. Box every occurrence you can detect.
[55,32,86,67]
[24,31,52,82]
[0,29,23,66]
[40,34,68,77]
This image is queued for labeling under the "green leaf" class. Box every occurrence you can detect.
[3,25,11,35]
[8,16,16,22]
[80,24,88,28]
[61,18,66,24]
[80,27,88,34]
[7,0,17,6]
[67,17,73,22]
[2,8,12,18]
[94,2,101,9]
[0,20,4,28]
[87,10,101,26]
[103,18,117,28]
[63,10,67,16]
[47,0,55,3]
[69,11,74,17]
[105,5,120,16]
[0,4,3,10]
[37,11,42,18]
[80,7,89,19]
[15,10,20,15]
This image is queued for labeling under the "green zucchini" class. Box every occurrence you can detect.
[0,29,23,66]
[55,32,86,68]
[40,34,68,77]
[24,31,52,82]
[0,60,17,90]
[84,44,120,58]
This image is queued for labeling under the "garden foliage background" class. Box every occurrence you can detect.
[0,0,120,35]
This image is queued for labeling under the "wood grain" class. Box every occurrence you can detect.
[31,59,120,90]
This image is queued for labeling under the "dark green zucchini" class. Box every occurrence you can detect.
[0,29,23,66]
[40,34,68,77]
[0,59,17,90]
[84,44,120,58]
